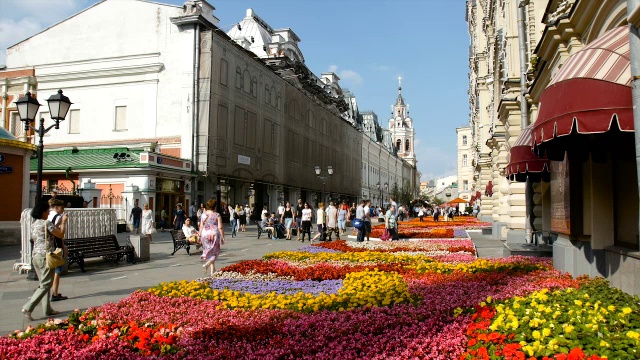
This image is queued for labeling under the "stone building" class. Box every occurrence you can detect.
[464,0,547,240]
[1,0,419,223]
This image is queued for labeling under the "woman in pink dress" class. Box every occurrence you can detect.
[199,199,225,276]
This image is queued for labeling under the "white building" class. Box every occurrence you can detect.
[456,126,475,202]
[1,0,419,222]
[388,77,416,167]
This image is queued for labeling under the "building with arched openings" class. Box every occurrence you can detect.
[388,77,416,167]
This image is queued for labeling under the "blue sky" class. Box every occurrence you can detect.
[0,0,470,181]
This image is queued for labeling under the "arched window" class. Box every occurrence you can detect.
[264,85,270,104]
[270,86,276,106]
[396,139,401,150]
[405,139,410,151]
[235,67,242,89]
[243,70,251,93]
[251,77,258,97]
[220,59,228,86]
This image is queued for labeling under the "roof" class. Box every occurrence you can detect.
[31,147,144,171]
[0,128,37,151]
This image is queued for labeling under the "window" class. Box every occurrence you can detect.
[462,135,468,145]
[220,59,228,86]
[463,180,469,191]
[396,139,401,150]
[235,67,242,89]
[405,139,410,151]
[243,70,250,93]
[9,112,24,138]
[48,180,58,192]
[276,93,281,110]
[463,154,468,167]
[234,105,245,146]
[246,111,257,149]
[264,85,270,104]
[251,77,257,98]
[115,106,127,131]
[68,109,81,134]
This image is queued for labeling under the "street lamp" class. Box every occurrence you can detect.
[314,165,333,204]
[16,90,72,201]
[376,182,381,208]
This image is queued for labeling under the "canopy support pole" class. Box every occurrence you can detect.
[629,0,640,251]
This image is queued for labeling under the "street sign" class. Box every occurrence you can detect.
[0,166,13,174]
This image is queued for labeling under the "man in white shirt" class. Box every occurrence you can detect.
[261,205,269,227]
[390,196,398,218]
[277,202,285,216]
[355,200,366,242]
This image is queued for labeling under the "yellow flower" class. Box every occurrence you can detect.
[627,331,640,340]
[563,324,574,334]
[574,300,582,306]
[600,340,610,347]
[532,330,541,340]
[621,307,632,315]
[542,328,551,337]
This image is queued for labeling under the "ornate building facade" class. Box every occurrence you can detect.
[464,0,547,241]
[388,78,416,167]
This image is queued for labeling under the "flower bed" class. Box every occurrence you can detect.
[3,235,638,359]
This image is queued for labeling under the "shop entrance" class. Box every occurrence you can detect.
[156,178,185,227]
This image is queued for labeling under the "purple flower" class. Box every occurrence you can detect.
[209,279,344,295]
[299,246,343,254]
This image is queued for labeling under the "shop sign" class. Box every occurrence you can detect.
[550,153,571,234]
[238,155,251,165]
[0,166,13,174]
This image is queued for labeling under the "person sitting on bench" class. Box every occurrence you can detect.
[182,218,200,244]
[264,213,278,240]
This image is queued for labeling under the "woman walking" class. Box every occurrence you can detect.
[299,202,313,242]
[236,204,246,233]
[200,199,224,276]
[174,204,186,230]
[281,201,294,240]
[228,204,237,238]
[338,202,348,236]
[22,202,67,320]
[385,204,400,241]
[141,203,155,242]
[311,202,326,243]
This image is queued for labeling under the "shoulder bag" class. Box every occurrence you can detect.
[44,226,65,269]
[352,218,364,230]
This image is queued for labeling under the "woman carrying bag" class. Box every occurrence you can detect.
[384,204,399,241]
[22,202,67,321]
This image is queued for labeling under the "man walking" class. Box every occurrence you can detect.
[189,202,199,230]
[295,199,304,241]
[325,201,339,241]
[129,199,142,234]
[355,200,366,242]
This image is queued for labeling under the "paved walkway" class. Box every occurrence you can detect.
[467,230,504,258]
[0,225,505,335]
[0,224,309,335]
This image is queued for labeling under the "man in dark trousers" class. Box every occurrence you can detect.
[129,199,142,234]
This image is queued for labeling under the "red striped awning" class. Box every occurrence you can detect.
[505,124,549,182]
[532,26,633,159]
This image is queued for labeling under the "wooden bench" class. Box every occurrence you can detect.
[66,235,136,273]
[169,230,201,256]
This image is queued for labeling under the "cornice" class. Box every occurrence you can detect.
[36,63,164,83]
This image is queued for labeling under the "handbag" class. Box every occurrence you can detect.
[45,229,65,269]
[353,218,364,229]
[380,229,391,241]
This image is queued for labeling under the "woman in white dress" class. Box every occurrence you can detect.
[141,203,155,242]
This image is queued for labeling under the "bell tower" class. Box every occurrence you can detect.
[388,76,416,166]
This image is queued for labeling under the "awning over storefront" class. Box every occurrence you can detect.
[532,26,633,160]
[485,181,493,197]
[505,124,549,182]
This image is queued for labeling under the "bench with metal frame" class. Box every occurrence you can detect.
[66,235,136,273]
[169,230,201,256]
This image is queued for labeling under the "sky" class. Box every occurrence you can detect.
[0,0,470,181]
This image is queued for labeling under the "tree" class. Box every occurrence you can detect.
[432,197,445,206]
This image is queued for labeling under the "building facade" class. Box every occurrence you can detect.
[1,0,419,225]
[464,0,547,240]
[456,126,474,203]
[466,0,640,295]
[388,79,416,167]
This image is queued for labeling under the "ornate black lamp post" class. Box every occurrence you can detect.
[15,90,72,202]
[314,165,333,204]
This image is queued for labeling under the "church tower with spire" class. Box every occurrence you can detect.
[388,76,416,166]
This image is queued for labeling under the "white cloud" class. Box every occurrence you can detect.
[0,0,90,66]
[327,65,364,87]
